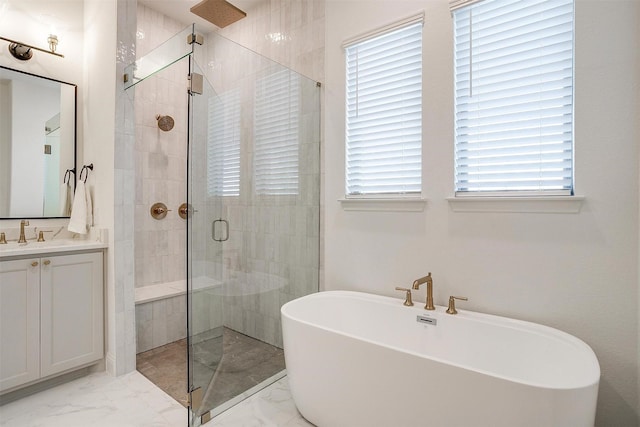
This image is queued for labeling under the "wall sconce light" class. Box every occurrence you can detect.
[1,34,64,60]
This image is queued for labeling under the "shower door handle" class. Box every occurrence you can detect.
[212,219,229,242]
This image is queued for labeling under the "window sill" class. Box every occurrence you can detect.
[446,195,585,214]
[339,198,427,212]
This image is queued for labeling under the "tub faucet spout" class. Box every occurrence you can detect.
[412,272,434,310]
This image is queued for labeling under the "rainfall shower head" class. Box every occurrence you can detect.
[190,0,246,28]
[156,114,175,132]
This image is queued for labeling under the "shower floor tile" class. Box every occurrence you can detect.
[136,327,285,413]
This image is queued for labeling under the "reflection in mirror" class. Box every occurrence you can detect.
[0,66,76,219]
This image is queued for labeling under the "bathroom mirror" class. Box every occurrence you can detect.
[0,66,76,219]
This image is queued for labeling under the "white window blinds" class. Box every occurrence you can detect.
[345,19,423,196]
[254,69,300,196]
[208,89,240,196]
[453,0,574,195]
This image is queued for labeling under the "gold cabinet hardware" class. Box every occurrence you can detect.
[0,232,6,244]
[150,202,171,220]
[446,296,468,315]
[395,287,414,306]
[412,272,435,310]
[43,260,51,266]
[31,261,38,267]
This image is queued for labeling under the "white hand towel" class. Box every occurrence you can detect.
[68,180,88,234]
[85,181,94,227]
[59,181,72,216]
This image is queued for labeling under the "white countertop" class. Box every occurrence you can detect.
[0,239,107,258]
[0,226,107,259]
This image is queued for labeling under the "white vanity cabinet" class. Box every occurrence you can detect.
[0,258,40,391]
[0,251,104,393]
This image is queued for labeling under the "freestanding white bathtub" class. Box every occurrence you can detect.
[281,291,600,427]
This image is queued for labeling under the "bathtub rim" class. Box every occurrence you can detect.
[281,290,601,391]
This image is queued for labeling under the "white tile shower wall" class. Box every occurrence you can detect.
[135,295,186,353]
[134,4,189,290]
[216,0,327,320]
[104,0,137,376]
[217,0,325,83]
[134,286,223,353]
[203,34,321,347]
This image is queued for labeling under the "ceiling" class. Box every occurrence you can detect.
[138,0,263,33]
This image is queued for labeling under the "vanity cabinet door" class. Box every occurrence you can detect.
[0,259,40,392]
[40,252,104,377]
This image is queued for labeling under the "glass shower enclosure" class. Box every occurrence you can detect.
[125,25,320,426]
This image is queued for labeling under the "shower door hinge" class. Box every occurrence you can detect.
[189,73,204,95]
[187,33,204,46]
[188,387,203,410]
[201,412,211,424]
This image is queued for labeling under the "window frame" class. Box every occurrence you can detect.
[343,14,425,201]
[451,0,576,198]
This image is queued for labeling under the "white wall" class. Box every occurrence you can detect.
[0,0,84,227]
[0,1,85,86]
[324,0,639,425]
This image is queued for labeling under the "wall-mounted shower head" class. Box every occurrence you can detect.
[156,114,175,132]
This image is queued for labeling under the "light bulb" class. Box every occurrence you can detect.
[47,34,58,53]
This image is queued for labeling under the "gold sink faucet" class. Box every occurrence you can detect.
[412,272,434,310]
[18,220,29,243]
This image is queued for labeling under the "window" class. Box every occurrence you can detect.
[207,89,241,197]
[345,17,423,196]
[254,69,300,196]
[452,0,574,195]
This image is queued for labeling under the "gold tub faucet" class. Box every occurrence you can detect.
[412,272,435,310]
[18,220,30,243]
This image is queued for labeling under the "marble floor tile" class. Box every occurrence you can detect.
[0,373,313,427]
[0,371,186,427]
[208,377,313,427]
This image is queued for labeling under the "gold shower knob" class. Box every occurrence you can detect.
[178,203,194,219]
[150,202,171,220]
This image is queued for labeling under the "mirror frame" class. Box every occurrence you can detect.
[0,65,77,220]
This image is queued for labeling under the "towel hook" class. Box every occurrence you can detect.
[63,168,76,184]
[80,163,94,183]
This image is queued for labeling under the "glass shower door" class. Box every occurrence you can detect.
[186,56,225,426]
[186,29,321,426]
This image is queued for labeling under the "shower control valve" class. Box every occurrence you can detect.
[150,202,171,220]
